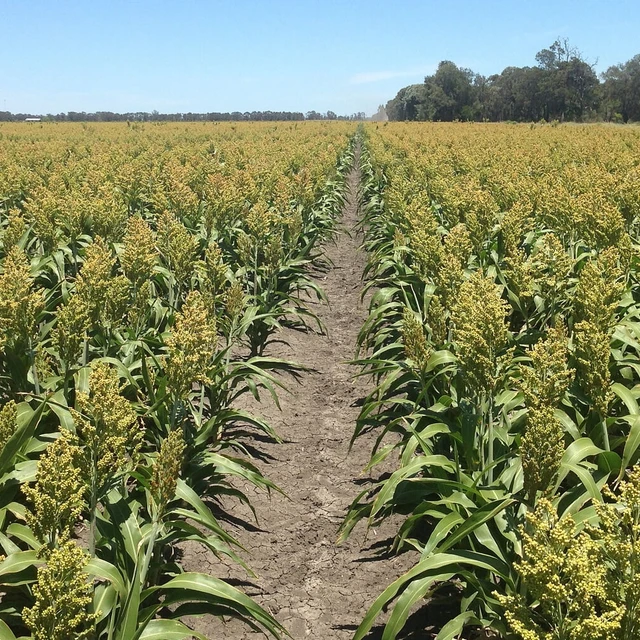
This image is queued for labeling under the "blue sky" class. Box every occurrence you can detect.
[2,0,639,116]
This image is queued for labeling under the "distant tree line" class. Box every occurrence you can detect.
[0,109,367,123]
[386,39,640,123]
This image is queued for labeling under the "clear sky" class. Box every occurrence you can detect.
[2,0,639,116]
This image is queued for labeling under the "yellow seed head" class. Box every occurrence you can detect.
[121,216,157,285]
[23,431,85,547]
[51,294,91,368]
[504,248,534,300]
[531,233,572,300]
[427,294,447,345]
[203,240,228,296]
[0,400,18,452]
[3,207,27,249]
[520,325,574,411]
[575,249,624,331]
[521,405,565,499]
[156,210,197,285]
[574,320,612,415]
[236,230,254,266]
[401,308,430,370]
[225,281,245,322]
[74,361,141,490]
[166,291,218,398]
[264,233,283,271]
[497,498,624,640]
[70,237,130,328]
[151,429,185,518]
[0,246,44,350]
[451,272,509,396]
[23,540,97,640]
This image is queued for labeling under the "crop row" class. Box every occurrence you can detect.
[345,123,640,639]
[0,121,355,639]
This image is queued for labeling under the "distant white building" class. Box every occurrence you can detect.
[25,117,41,122]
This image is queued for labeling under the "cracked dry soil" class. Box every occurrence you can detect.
[184,160,418,639]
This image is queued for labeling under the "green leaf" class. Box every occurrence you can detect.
[370,455,456,520]
[85,558,127,597]
[423,512,464,556]
[93,583,117,623]
[620,414,640,479]
[200,453,280,494]
[555,408,581,441]
[0,620,18,640]
[561,437,602,466]
[5,524,39,550]
[0,401,45,474]
[562,463,603,502]
[436,612,481,640]
[437,498,516,554]
[115,559,142,640]
[174,480,238,547]
[138,619,208,639]
[425,349,456,372]
[612,382,639,414]
[105,497,143,563]
[353,551,512,640]
[554,438,603,495]
[598,450,621,475]
[0,530,21,557]
[382,573,454,640]
[160,573,286,639]
[47,389,76,431]
[6,460,38,484]
[0,550,41,581]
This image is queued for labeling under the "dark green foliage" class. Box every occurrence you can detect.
[386,39,631,123]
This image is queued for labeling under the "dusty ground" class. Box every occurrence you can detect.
[184,159,418,639]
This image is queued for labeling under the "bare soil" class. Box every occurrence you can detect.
[184,159,418,639]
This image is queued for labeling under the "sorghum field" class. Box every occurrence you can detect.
[2,120,640,640]
[348,122,640,639]
[0,121,355,639]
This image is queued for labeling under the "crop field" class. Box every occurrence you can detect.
[0,121,355,639]
[349,122,640,639]
[1,120,640,640]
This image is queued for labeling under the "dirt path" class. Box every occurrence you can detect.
[187,156,417,639]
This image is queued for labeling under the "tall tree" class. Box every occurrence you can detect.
[427,61,476,120]
[384,40,640,124]
[386,84,428,121]
[602,54,640,122]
